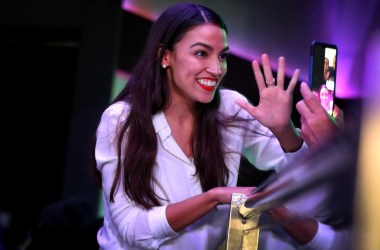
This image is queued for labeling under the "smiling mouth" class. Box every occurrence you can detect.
[197,79,217,91]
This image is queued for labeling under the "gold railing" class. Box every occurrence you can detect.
[225,193,261,250]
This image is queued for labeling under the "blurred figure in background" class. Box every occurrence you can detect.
[25,197,101,250]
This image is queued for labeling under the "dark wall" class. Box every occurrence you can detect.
[1,0,123,248]
[1,24,79,215]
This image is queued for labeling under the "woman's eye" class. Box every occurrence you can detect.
[195,51,207,57]
[220,53,229,61]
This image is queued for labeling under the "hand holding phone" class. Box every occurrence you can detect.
[309,41,337,116]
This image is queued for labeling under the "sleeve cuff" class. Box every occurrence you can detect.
[275,142,308,172]
[148,205,178,238]
[300,221,336,250]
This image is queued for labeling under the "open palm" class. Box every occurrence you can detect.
[236,54,299,131]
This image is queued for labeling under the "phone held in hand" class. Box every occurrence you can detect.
[309,41,337,116]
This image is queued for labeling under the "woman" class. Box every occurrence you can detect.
[319,84,334,115]
[92,2,308,249]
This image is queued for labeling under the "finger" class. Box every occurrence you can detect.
[299,129,310,144]
[252,60,266,91]
[299,128,305,140]
[333,105,343,118]
[296,100,312,118]
[261,54,274,84]
[299,115,305,126]
[299,124,314,143]
[299,82,325,113]
[276,56,285,88]
[299,81,314,99]
[286,69,300,94]
[332,105,345,128]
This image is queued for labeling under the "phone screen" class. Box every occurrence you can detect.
[309,41,337,115]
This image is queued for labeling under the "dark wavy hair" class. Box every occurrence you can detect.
[93,3,235,209]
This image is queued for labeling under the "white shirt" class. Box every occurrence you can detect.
[95,89,311,249]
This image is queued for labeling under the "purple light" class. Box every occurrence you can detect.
[323,0,378,98]
[121,0,379,99]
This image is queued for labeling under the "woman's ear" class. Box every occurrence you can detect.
[158,44,171,68]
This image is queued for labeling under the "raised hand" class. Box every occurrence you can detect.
[235,53,300,131]
[296,82,344,151]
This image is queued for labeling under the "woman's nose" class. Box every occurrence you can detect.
[206,58,222,75]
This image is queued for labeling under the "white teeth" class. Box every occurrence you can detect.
[197,79,216,86]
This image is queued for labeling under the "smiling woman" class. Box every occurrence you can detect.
[161,23,228,104]
[90,2,308,249]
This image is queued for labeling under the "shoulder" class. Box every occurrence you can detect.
[96,102,131,140]
[99,101,131,125]
[220,88,248,101]
[219,88,250,115]
[102,101,130,118]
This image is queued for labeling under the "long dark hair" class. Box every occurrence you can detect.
[93,3,233,209]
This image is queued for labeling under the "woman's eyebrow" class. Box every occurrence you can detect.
[190,42,229,52]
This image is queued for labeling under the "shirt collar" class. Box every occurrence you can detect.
[152,111,171,141]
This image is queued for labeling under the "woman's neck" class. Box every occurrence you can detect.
[164,94,196,120]
[164,98,196,158]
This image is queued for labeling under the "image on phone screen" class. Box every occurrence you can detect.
[309,41,337,116]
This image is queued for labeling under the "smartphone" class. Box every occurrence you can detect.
[309,41,337,115]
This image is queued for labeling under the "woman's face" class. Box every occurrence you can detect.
[162,23,229,104]
[320,87,329,104]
